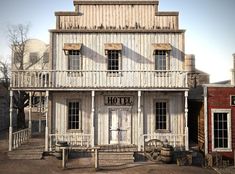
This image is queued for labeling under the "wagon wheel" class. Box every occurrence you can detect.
[144,139,163,162]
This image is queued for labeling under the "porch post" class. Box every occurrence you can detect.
[45,91,49,151]
[138,91,142,151]
[29,92,32,137]
[9,90,13,151]
[39,92,42,133]
[91,91,95,147]
[184,91,189,151]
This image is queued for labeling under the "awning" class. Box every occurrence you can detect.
[63,43,82,51]
[152,43,172,51]
[104,43,123,51]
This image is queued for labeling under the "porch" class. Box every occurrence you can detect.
[11,70,188,90]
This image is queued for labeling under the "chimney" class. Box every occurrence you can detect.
[185,54,195,72]
[231,53,235,85]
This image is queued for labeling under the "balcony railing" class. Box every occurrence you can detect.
[11,70,188,89]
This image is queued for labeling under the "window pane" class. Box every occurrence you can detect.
[108,50,120,71]
[156,101,167,130]
[155,51,167,70]
[68,50,80,70]
[68,101,80,129]
[214,112,228,148]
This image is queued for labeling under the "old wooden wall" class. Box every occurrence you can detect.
[52,32,184,71]
[51,91,184,146]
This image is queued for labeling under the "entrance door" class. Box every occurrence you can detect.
[109,108,131,144]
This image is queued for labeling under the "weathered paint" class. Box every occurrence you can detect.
[52,33,184,71]
[51,91,185,146]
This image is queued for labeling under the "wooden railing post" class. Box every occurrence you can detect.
[45,91,49,151]
[9,90,13,151]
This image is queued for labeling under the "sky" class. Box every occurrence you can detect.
[0,0,234,82]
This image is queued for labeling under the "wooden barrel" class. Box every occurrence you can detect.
[160,146,173,163]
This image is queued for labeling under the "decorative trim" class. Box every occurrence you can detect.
[74,1,158,5]
[55,12,80,16]
[211,109,232,152]
[156,12,179,16]
[104,43,123,51]
[49,29,185,33]
[152,43,172,51]
[63,43,82,51]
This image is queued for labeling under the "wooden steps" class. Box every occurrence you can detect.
[98,152,134,166]
[8,136,44,160]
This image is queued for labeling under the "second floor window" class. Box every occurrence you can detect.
[152,43,172,71]
[68,50,81,70]
[107,50,120,72]
[155,50,168,70]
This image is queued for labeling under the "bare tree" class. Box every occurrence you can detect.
[8,24,31,129]
[0,59,10,89]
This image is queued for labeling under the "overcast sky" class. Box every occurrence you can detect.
[0,0,234,82]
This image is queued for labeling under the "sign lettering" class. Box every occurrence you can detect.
[104,96,134,106]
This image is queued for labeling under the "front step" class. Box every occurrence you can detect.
[98,152,134,166]
[8,137,44,160]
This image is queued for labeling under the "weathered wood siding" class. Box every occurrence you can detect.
[52,32,184,71]
[52,92,92,135]
[143,92,184,135]
[51,91,184,146]
[57,4,178,30]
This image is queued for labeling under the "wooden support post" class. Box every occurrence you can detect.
[39,92,42,133]
[137,91,142,151]
[185,91,189,151]
[29,92,32,137]
[62,148,66,169]
[94,147,99,170]
[45,91,49,151]
[91,91,95,147]
[9,90,13,151]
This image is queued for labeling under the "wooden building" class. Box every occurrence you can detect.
[9,0,192,153]
[202,54,235,161]
[189,54,235,161]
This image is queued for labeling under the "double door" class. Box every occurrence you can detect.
[109,108,131,144]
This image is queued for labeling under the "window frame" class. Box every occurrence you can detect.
[106,50,122,74]
[154,99,170,133]
[29,52,39,64]
[154,50,170,71]
[66,99,82,132]
[67,50,82,70]
[211,109,232,152]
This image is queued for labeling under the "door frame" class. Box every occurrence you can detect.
[108,106,132,144]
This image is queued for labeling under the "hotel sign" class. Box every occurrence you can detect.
[104,96,134,106]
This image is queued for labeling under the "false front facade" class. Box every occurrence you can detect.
[10,0,190,152]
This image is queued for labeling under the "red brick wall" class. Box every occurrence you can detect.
[207,87,235,160]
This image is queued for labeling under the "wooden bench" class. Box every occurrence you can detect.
[59,146,100,170]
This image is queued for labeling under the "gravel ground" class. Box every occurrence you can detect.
[0,131,219,174]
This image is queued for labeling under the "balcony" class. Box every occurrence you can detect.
[11,70,188,90]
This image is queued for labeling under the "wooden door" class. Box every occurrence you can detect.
[109,108,131,144]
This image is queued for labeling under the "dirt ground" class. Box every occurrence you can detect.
[0,131,221,174]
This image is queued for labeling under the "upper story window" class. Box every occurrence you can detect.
[152,43,172,70]
[105,43,122,73]
[63,43,82,70]
[212,109,232,152]
[29,52,39,64]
